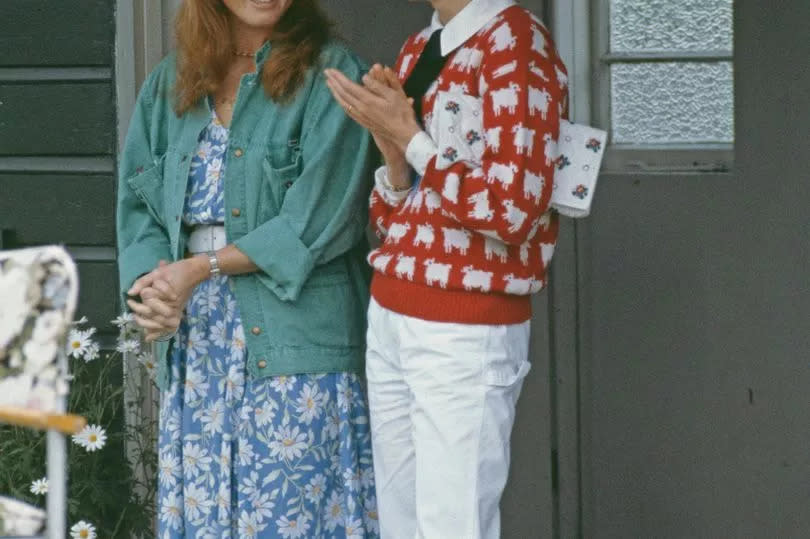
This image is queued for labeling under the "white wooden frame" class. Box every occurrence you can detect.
[592,0,735,173]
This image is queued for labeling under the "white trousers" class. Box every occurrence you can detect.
[366,299,531,539]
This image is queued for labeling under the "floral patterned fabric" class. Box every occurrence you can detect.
[158,111,379,538]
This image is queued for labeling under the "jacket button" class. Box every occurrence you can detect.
[234,148,244,157]
[251,326,261,335]
[257,360,267,369]
[231,208,241,217]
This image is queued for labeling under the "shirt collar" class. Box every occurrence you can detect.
[430,0,517,56]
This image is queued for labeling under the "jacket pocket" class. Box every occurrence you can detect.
[126,160,166,227]
[260,152,302,219]
[433,90,487,170]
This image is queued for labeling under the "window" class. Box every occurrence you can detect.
[593,0,734,171]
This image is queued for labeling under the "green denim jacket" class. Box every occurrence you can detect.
[117,42,374,390]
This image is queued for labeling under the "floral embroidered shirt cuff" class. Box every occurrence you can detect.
[405,130,438,177]
[374,165,412,205]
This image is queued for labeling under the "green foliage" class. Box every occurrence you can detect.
[0,345,158,538]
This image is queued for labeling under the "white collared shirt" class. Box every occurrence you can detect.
[429,0,517,56]
[376,0,520,197]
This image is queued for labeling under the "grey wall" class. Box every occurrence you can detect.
[0,0,118,332]
[578,0,810,537]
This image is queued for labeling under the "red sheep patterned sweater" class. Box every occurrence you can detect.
[369,4,569,325]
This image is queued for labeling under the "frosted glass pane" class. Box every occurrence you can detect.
[611,0,733,52]
[611,62,734,143]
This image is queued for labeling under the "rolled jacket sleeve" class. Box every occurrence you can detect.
[116,73,172,305]
[234,52,375,302]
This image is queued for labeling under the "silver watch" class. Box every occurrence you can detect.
[206,250,221,277]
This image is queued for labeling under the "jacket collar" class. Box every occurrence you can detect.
[429,0,517,56]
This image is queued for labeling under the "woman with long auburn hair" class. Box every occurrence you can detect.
[117,0,379,536]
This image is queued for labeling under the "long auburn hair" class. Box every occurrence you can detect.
[174,0,332,115]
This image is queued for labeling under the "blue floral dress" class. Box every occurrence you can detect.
[157,110,379,538]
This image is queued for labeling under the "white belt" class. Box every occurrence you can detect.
[187,225,227,254]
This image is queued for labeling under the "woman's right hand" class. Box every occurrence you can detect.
[366,65,411,189]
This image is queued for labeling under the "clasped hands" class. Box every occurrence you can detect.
[126,256,210,343]
[325,64,422,189]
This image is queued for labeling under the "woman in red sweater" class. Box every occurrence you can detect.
[326,0,568,536]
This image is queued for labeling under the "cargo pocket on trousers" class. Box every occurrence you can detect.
[483,356,531,387]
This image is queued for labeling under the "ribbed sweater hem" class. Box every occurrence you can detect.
[370,273,532,325]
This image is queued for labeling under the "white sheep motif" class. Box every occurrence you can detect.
[512,123,537,157]
[413,224,435,248]
[502,200,528,234]
[491,83,521,116]
[489,22,517,52]
[529,86,552,120]
[387,222,411,244]
[461,266,494,292]
[424,259,452,289]
[395,254,416,281]
[487,161,519,187]
[467,190,495,221]
[485,236,509,263]
[442,227,472,255]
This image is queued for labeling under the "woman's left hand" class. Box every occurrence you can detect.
[324,68,422,153]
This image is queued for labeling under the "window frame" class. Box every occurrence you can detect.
[591,0,735,173]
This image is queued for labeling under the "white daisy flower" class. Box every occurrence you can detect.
[268,425,308,461]
[215,482,231,512]
[158,451,181,488]
[238,510,267,538]
[71,424,107,452]
[276,514,310,539]
[323,411,341,440]
[295,383,324,425]
[248,491,275,523]
[337,375,356,412]
[111,312,136,331]
[183,482,214,521]
[193,398,226,435]
[66,328,94,359]
[69,520,97,539]
[73,316,89,325]
[269,375,296,394]
[210,319,228,349]
[237,439,255,466]
[360,466,375,489]
[253,401,276,428]
[183,366,209,401]
[116,338,141,354]
[182,442,212,478]
[160,491,183,531]
[343,517,365,539]
[324,490,344,532]
[304,473,327,504]
[195,140,214,160]
[30,477,48,495]
[83,342,100,362]
[238,470,261,499]
[186,326,209,361]
[343,467,361,492]
[219,363,245,404]
[364,496,380,535]
[224,296,238,323]
[137,352,156,378]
